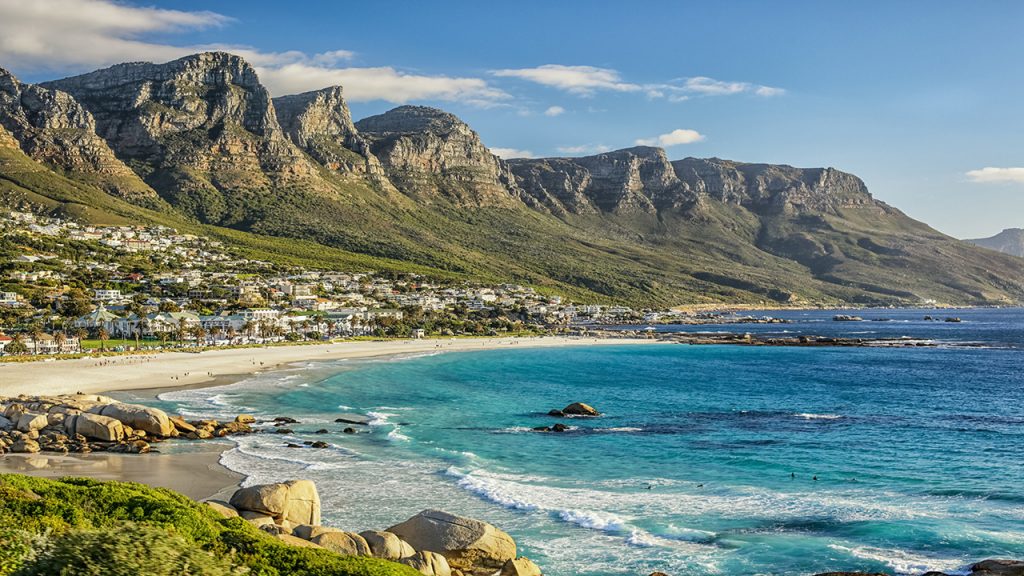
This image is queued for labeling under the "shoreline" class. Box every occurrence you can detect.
[1,336,659,500]
[0,335,657,397]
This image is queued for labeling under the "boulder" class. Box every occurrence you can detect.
[63,413,125,442]
[203,500,239,518]
[88,403,174,437]
[0,415,12,430]
[239,510,276,528]
[359,530,417,561]
[16,413,48,432]
[229,479,321,526]
[501,558,542,576]
[292,525,344,540]
[277,533,323,548]
[235,414,256,424]
[972,559,1024,576]
[11,438,40,453]
[401,550,453,576]
[310,531,372,556]
[562,402,599,416]
[387,510,516,575]
[170,416,197,434]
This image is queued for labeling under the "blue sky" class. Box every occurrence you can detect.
[1,0,1022,238]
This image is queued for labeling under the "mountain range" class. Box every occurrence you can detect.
[2,52,1023,306]
[968,229,1024,259]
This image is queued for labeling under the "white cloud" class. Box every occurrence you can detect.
[635,129,705,147]
[662,76,786,99]
[544,105,565,117]
[490,147,534,159]
[966,167,1024,184]
[255,63,509,105]
[0,0,509,105]
[556,144,612,155]
[492,65,640,95]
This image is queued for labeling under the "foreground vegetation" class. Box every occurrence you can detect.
[0,474,418,576]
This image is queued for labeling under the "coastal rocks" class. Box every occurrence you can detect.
[87,402,174,436]
[400,550,453,576]
[203,500,239,518]
[500,557,543,576]
[277,533,323,548]
[235,415,257,424]
[10,437,40,453]
[387,509,516,575]
[532,423,568,433]
[16,413,48,432]
[309,531,372,556]
[561,402,600,417]
[229,479,321,526]
[971,559,1024,575]
[63,413,125,442]
[359,530,417,561]
[0,415,12,430]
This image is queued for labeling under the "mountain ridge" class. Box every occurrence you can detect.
[968,228,1024,258]
[3,51,1023,307]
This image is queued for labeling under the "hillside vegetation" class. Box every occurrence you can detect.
[0,474,418,576]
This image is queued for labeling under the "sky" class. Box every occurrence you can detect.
[0,0,1021,238]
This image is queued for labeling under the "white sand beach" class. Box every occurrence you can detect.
[0,336,657,397]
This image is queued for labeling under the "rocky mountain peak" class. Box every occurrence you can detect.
[968,228,1024,258]
[354,105,467,136]
[273,86,387,179]
[354,105,521,206]
[0,67,157,203]
[511,145,696,216]
[672,157,878,215]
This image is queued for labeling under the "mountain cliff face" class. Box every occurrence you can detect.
[968,229,1024,258]
[355,106,522,206]
[3,52,1023,306]
[511,147,696,216]
[0,67,159,205]
[273,86,388,182]
[42,52,323,223]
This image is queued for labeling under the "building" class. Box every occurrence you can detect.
[94,289,123,302]
[73,305,122,333]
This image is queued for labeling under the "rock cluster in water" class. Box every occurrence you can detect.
[212,481,541,576]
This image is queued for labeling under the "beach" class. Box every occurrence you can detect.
[0,336,656,500]
[0,335,655,397]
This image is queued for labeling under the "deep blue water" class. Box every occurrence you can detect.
[153,308,1024,576]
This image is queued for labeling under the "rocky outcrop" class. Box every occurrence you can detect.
[42,52,323,223]
[400,550,453,576]
[229,479,321,526]
[672,157,881,216]
[511,147,695,216]
[355,105,522,206]
[500,557,543,576]
[359,530,417,561]
[387,509,516,575]
[273,86,388,182]
[0,67,158,204]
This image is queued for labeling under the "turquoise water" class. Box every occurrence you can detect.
[155,308,1024,575]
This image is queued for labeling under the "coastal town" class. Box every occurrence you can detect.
[0,210,668,357]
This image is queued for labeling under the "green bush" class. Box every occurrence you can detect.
[14,523,238,576]
[0,475,418,576]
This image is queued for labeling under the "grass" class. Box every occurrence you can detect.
[0,474,419,576]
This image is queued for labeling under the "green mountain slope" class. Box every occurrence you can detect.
[0,53,1020,307]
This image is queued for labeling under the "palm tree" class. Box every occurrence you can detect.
[191,325,207,346]
[97,327,110,351]
[174,318,187,346]
[226,327,238,344]
[242,321,256,341]
[29,324,44,355]
[53,330,67,354]
[210,326,222,344]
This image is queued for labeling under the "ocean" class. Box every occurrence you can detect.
[152,308,1024,575]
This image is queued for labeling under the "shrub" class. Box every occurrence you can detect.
[14,523,238,576]
[0,475,418,576]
